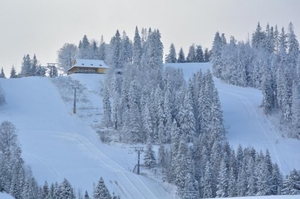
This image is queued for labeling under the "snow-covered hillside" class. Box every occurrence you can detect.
[0,62,299,199]
[0,76,173,199]
[165,63,300,176]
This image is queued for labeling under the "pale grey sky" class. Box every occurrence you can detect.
[0,0,299,75]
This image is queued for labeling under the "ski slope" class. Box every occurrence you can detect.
[1,62,300,199]
[0,76,173,199]
[166,62,300,176]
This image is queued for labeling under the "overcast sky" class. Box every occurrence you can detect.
[1,0,299,75]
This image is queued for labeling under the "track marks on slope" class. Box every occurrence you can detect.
[218,89,283,167]
[57,132,158,199]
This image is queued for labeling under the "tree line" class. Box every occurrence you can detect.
[92,27,300,198]
[0,121,119,199]
[210,22,300,140]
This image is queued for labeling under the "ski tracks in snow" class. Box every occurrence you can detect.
[57,132,160,199]
[218,88,284,170]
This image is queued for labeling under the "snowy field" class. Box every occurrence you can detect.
[0,62,299,198]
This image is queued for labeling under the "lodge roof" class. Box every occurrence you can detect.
[68,59,109,71]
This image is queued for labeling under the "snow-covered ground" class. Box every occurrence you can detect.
[0,76,173,199]
[166,63,300,176]
[0,192,14,199]
[0,62,299,199]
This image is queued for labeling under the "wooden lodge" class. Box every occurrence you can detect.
[67,59,109,75]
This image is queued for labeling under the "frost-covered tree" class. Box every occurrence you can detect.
[186,44,196,62]
[177,48,185,63]
[102,85,112,128]
[204,48,210,62]
[10,65,17,78]
[93,177,111,199]
[211,32,224,77]
[132,26,143,67]
[252,22,266,49]
[108,30,122,69]
[0,68,6,78]
[195,45,204,62]
[99,36,107,61]
[165,43,177,63]
[291,83,300,138]
[21,54,31,76]
[59,178,75,199]
[76,35,91,59]
[91,40,100,59]
[261,64,275,114]
[119,31,132,67]
[287,22,299,65]
[216,160,228,197]
[143,141,156,169]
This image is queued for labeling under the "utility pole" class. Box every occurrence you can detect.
[129,147,144,175]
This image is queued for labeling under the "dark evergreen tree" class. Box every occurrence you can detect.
[132,26,142,67]
[21,54,31,76]
[195,45,204,62]
[204,48,210,62]
[0,68,6,78]
[165,43,177,63]
[99,36,107,61]
[186,44,196,62]
[177,48,185,63]
[10,65,17,78]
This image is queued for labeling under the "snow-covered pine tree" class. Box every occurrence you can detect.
[291,83,300,138]
[177,48,185,63]
[30,54,38,76]
[186,44,196,62]
[252,22,266,49]
[287,22,299,66]
[133,27,143,67]
[170,119,180,182]
[21,54,31,76]
[0,68,6,78]
[91,41,100,60]
[195,45,204,62]
[271,163,283,195]
[128,80,143,143]
[204,48,210,62]
[281,169,300,195]
[102,85,112,128]
[76,35,91,59]
[108,30,122,70]
[143,141,156,169]
[10,65,17,78]
[93,177,111,199]
[99,36,107,61]
[119,31,132,67]
[42,181,49,199]
[202,161,214,198]
[165,43,177,63]
[211,32,223,78]
[216,159,228,198]
[261,64,275,114]
[177,90,196,143]
[84,190,90,199]
[59,178,75,199]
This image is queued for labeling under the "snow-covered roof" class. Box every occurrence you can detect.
[69,59,109,70]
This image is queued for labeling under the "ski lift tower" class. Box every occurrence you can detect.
[47,63,57,78]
